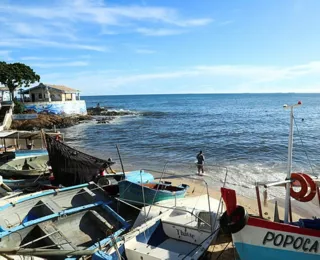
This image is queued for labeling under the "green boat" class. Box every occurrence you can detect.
[0,155,49,178]
[119,180,189,205]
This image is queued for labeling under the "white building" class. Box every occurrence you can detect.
[20,83,87,115]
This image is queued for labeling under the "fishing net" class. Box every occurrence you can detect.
[45,134,115,186]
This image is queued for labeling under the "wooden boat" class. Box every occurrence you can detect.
[220,101,320,260]
[0,201,130,259]
[2,176,51,191]
[0,182,112,230]
[0,155,49,178]
[14,149,48,159]
[95,194,223,259]
[0,130,57,166]
[0,175,21,199]
[100,170,155,196]
[118,180,189,205]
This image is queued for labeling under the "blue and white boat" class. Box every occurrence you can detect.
[15,149,48,159]
[0,182,112,230]
[0,201,130,259]
[2,176,50,191]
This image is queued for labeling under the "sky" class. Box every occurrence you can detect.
[1,0,320,95]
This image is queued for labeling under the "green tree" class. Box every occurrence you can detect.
[0,62,40,101]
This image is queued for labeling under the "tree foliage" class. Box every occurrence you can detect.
[0,62,40,100]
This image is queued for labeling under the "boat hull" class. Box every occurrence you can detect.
[119,180,188,205]
[233,217,320,260]
[0,155,49,178]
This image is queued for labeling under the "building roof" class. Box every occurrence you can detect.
[0,87,10,92]
[20,83,80,94]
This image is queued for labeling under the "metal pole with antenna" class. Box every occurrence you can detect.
[283,101,301,223]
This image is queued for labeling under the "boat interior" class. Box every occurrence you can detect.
[142,182,188,192]
[0,205,123,255]
[124,219,212,259]
[0,155,49,170]
[0,184,110,230]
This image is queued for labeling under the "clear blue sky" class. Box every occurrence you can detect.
[1,0,320,95]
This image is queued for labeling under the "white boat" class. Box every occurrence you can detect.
[94,193,223,259]
[220,101,320,260]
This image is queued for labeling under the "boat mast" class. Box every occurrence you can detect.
[283,101,301,223]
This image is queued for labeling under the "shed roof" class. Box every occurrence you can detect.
[0,130,63,140]
[20,83,80,94]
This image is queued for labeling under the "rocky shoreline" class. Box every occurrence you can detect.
[10,107,136,131]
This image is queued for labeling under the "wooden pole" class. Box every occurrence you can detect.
[255,185,263,218]
[116,144,125,178]
[289,197,293,222]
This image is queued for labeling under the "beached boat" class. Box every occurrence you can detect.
[0,201,130,259]
[118,180,189,205]
[220,101,320,260]
[0,149,48,167]
[95,194,223,260]
[0,182,113,230]
[0,175,20,198]
[0,131,56,165]
[2,176,49,189]
[0,155,49,178]
[15,149,48,159]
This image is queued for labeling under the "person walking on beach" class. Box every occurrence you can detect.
[196,150,205,175]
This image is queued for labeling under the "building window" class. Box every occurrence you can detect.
[65,94,72,101]
[38,93,42,99]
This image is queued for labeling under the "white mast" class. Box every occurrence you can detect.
[283,101,302,223]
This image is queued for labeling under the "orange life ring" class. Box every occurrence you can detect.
[290,173,317,202]
[298,173,317,202]
[290,173,308,200]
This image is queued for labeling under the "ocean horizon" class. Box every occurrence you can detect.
[62,93,320,198]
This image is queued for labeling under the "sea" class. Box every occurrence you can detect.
[62,93,320,199]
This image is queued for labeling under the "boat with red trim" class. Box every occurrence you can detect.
[220,101,320,260]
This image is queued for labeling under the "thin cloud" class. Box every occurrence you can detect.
[47,61,320,94]
[20,56,70,61]
[136,27,184,36]
[0,38,107,52]
[0,1,212,38]
[32,61,88,69]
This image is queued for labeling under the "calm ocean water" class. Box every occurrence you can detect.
[62,93,320,198]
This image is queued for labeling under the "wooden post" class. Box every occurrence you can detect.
[255,185,263,218]
[17,131,20,150]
